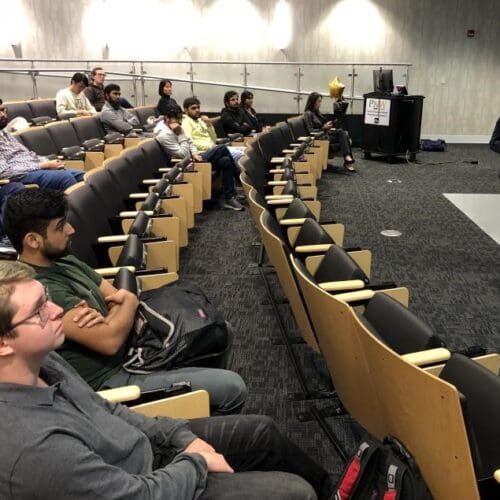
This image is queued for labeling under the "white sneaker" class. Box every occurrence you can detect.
[223,197,244,211]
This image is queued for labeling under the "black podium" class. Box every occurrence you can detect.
[362,93,424,161]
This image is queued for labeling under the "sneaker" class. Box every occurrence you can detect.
[236,193,247,204]
[223,197,245,211]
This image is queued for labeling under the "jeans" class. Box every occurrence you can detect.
[100,366,248,416]
[0,182,25,236]
[157,415,331,500]
[328,129,352,158]
[201,145,236,200]
[18,168,84,190]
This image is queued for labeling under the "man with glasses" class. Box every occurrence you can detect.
[84,66,107,112]
[0,260,330,500]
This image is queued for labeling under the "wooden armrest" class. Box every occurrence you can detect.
[319,280,365,292]
[142,179,159,185]
[290,143,302,147]
[267,180,288,186]
[269,168,285,174]
[270,157,286,163]
[0,179,9,185]
[333,290,376,302]
[282,149,296,154]
[297,136,312,141]
[94,266,136,276]
[97,234,129,243]
[402,348,451,366]
[494,469,500,484]
[129,192,148,199]
[279,218,306,225]
[158,167,171,172]
[132,390,210,419]
[294,243,332,253]
[120,210,154,217]
[265,194,294,200]
[98,385,141,403]
[266,198,293,205]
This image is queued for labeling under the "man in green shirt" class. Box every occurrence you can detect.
[4,188,247,415]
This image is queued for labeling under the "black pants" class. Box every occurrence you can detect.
[328,129,352,158]
[185,415,331,500]
[202,145,236,200]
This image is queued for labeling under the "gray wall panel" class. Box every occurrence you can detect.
[1,0,498,136]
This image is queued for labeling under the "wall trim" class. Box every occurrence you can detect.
[420,134,490,144]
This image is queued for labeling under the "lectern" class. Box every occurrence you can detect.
[362,93,424,161]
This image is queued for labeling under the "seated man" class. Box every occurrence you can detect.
[0,103,84,189]
[55,72,97,119]
[220,91,253,137]
[0,260,330,499]
[4,189,247,415]
[182,96,244,168]
[489,116,500,153]
[156,105,244,211]
[83,66,106,112]
[101,84,142,136]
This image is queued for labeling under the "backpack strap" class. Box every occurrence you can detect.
[335,436,381,499]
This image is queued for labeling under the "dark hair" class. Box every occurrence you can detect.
[71,72,89,86]
[183,96,200,110]
[163,103,182,120]
[240,90,254,107]
[224,91,238,107]
[104,83,120,95]
[158,79,172,97]
[304,92,322,112]
[91,67,104,77]
[3,189,67,253]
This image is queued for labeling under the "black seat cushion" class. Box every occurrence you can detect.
[116,234,145,269]
[361,293,445,355]
[294,218,334,248]
[440,353,500,481]
[314,245,369,284]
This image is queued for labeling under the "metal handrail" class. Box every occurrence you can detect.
[0,58,412,112]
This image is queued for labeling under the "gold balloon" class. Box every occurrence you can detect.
[328,77,345,99]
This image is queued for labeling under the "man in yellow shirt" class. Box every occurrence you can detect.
[181,97,244,168]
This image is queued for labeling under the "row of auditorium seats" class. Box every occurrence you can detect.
[239,117,500,499]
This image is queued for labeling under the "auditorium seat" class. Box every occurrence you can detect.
[17,126,84,170]
[4,101,34,123]
[27,99,57,124]
[71,116,124,158]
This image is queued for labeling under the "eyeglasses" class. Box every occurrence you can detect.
[9,287,52,331]
[95,72,106,77]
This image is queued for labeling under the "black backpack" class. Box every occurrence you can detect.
[122,279,231,373]
[335,434,433,499]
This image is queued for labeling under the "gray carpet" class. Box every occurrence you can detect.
[180,144,500,480]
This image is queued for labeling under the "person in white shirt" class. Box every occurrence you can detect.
[55,73,97,120]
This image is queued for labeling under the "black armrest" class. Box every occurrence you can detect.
[216,137,231,145]
[134,268,167,276]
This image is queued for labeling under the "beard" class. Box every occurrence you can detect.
[41,240,72,260]
[109,99,121,110]
[0,115,8,129]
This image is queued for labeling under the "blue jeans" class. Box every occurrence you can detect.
[0,182,25,236]
[201,145,236,200]
[101,366,248,416]
[18,168,84,190]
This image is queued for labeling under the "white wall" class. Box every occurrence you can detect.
[1,0,499,138]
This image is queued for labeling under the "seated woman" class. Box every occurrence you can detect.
[156,79,182,116]
[240,90,264,133]
[304,91,356,172]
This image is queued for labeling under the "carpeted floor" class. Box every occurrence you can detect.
[180,144,500,481]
